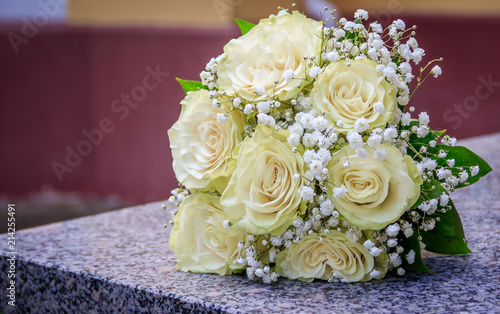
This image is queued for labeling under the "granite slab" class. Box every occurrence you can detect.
[1,133,499,313]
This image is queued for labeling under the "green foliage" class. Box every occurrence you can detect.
[420,199,470,255]
[235,19,256,35]
[176,78,207,94]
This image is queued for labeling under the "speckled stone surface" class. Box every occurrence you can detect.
[1,133,499,313]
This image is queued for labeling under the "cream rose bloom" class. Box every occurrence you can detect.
[310,59,396,131]
[220,125,305,235]
[327,144,422,230]
[217,11,323,102]
[169,194,242,275]
[168,89,245,191]
[275,232,375,282]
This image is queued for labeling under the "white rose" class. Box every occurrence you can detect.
[168,89,245,191]
[310,59,396,132]
[221,125,305,235]
[217,11,323,102]
[327,144,422,230]
[169,194,242,275]
[275,232,375,282]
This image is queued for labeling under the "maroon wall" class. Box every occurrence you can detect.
[0,15,499,203]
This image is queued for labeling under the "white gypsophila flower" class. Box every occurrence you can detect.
[413,48,425,64]
[370,269,381,278]
[429,140,437,147]
[255,85,266,95]
[471,165,480,177]
[354,117,369,133]
[399,62,412,74]
[316,147,332,164]
[401,112,411,126]
[418,202,431,213]
[373,102,385,115]
[438,150,447,158]
[356,148,368,159]
[437,168,452,180]
[370,22,383,33]
[287,133,301,147]
[389,253,403,267]
[327,217,339,227]
[397,267,405,276]
[309,66,323,78]
[343,160,350,168]
[333,28,346,39]
[386,223,401,237]
[447,159,455,167]
[326,51,340,63]
[216,113,228,123]
[423,219,436,230]
[354,9,369,20]
[387,239,398,248]
[312,116,328,132]
[383,127,398,142]
[257,113,276,127]
[363,239,374,250]
[418,112,430,126]
[332,185,347,198]
[300,186,316,201]
[404,227,414,238]
[407,37,418,49]
[233,97,242,107]
[394,19,406,30]
[256,101,271,113]
[346,131,363,149]
[320,199,335,216]
[283,69,295,83]
[379,48,391,64]
[288,122,304,136]
[406,249,416,264]
[367,134,382,147]
[373,148,387,161]
[369,247,383,257]
[223,220,231,230]
[431,65,442,78]
[459,171,469,183]
[416,126,429,138]
[449,137,457,147]
[243,104,254,114]
[367,48,378,61]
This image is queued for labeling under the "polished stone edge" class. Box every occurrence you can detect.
[0,255,234,314]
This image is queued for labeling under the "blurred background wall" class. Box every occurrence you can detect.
[1,0,499,230]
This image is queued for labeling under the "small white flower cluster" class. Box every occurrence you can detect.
[168,188,188,206]
[200,54,225,90]
[239,240,280,284]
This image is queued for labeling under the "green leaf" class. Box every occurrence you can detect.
[420,233,471,255]
[420,200,470,255]
[399,232,433,273]
[235,19,256,35]
[175,78,207,94]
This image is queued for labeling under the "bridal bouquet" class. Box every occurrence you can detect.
[166,9,491,283]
